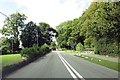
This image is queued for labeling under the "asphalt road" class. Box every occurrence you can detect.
[6,51,118,79]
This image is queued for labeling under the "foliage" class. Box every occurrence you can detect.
[0,37,20,54]
[0,37,11,52]
[80,2,120,54]
[1,12,26,37]
[1,12,27,52]
[20,21,43,47]
[20,44,50,59]
[40,43,50,54]
[76,43,83,51]
[50,41,56,49]
[56,2,120,55]
[20,21,58,48]
[38,22,57,45]
[1,12,57,54]
[9,37,20,51]
[56,20,85,49]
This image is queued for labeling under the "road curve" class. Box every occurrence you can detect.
[6,51,118,79]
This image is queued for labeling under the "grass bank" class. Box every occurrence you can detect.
[0,54,23,67]
[75,54,120,72]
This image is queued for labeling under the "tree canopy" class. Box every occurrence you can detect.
[1,12,27,52]
[0,12,58,53]
[56,2,120,55]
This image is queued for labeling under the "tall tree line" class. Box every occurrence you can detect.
[0,12,57,53]
[56,2,120,55]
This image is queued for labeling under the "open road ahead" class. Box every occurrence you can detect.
[6,51,118,80]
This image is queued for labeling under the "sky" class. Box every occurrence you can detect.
[0,0,93,37]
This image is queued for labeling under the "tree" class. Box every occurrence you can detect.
[80,2,120,54]
[20,21,57,48]
[56,21,71,49]
[56,2,120,55]
[39,22,57,45]
[50,41,56,49]
[9,37,20,51]
[20,21,43,47]
[48,27,58,37]
[2,12,27,37]
[39,22,51,45]
[1,12,27,50]
[0,37,11,53]
[0,37,20,53]
[56,19,85,49]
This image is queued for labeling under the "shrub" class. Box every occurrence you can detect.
[41,44,50,54]
[20,44,50,59]
[76,43,84,51]
[21,48,30,58]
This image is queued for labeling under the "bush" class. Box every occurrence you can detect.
[76,43,83,51]
[20,44,50,59]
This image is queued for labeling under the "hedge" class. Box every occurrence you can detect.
[20,44,50,59]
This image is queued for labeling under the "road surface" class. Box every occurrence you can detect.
[6,51,118,80]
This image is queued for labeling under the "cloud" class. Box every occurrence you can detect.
[0,0,92,38]
[13,0,92,28]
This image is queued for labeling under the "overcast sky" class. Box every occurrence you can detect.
[0,0,93,37]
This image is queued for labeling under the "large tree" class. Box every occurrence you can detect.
[1,12,27,51]
[80,2,120,54]
[1,12,27,38]
[20,21,43,47]
[56,2,120,55]
[56,19,85,49]
[39,22,58,45]
[20,21,58,48]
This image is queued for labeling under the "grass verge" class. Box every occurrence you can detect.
[63,49,76,52]
[75,54,120,72]
[0,54,23,67]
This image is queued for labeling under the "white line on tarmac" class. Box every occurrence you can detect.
[57,51,85,80]
[58,52,77,78]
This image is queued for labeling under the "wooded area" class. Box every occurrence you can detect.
[0,12,57,55]
[56,2,120,56]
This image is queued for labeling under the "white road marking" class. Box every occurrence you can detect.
[60,55,85,80]
[58,53,77,78]
[57,51,85,80]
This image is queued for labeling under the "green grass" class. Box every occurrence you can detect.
[63,49,76,52]
[0,54,23,67]
[64,50,75,52]
[75,54,120,72]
